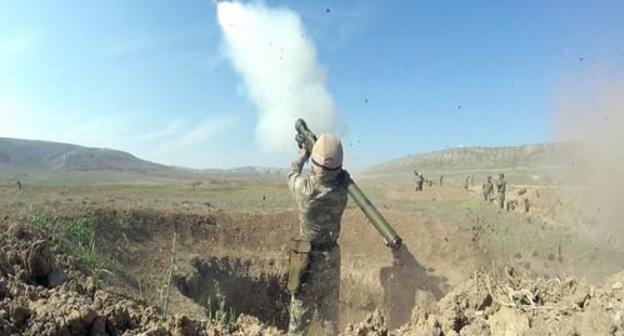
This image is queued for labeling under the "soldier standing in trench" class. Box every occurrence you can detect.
[287,134,348,336]
[496,173,507,209]
[482,176,494,201]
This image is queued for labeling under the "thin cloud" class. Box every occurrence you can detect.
[174,114,238,147]
[142,113,240,167]
[0,94,242,168]
[142,120,184,141]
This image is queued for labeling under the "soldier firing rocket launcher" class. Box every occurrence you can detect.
[295,119,402,249]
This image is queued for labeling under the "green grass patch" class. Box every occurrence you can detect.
[27,206,101,272]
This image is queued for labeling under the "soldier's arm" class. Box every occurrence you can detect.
[288,155,306,191]
[288,152,313,200]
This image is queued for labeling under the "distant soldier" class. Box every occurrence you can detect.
[414,171,424,192]
[464,176,470,190]
[439,174,444,186]
[427,179,433,187]
[16,180,22,191]
[496,173,507,209]
[517,188,530,213]
[482,176,494,201]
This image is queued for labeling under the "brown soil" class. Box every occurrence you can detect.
[0,222,284,335]
[345,266,624,335]
[1,182,622,335]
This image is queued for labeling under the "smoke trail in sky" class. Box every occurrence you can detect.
[216,1,339,152]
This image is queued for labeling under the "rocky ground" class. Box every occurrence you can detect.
[0,222,283,336]
[3,220,624,335]
[2,180,623,335]
[345,266,624,336]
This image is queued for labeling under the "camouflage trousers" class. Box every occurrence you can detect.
[498,193,505,209]
[288,247,340,336]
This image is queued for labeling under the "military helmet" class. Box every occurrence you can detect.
[311,133,343,171]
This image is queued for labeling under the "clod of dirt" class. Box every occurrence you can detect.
[233,315,283,336]
[458,318,491,336]
[9,305,31,328]
[343,309,388,336]
[395,312,443,336]
[489,307,529,335]
[22,239,65,287]
[0,253,12,276]
[0,279,8,300]
[8,225,29,241]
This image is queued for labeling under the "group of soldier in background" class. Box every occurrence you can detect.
[412,171,527,214]
[413,170,441,191]
[481,173,506,208]
[413,171,471,192]
[414,171,425,191]
[480,173,530,213]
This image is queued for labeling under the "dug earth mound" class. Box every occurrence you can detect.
[2,180,623,335]
[345,267,624,335]
[0,222,283,335]
[2,219,624,335]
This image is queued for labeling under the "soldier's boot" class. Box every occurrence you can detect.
[288,295,313,336]
[322,320,338,336]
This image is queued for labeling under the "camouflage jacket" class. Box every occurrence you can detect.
[288,156,349,245]
[483,182,494,194]
[497,180,507,193]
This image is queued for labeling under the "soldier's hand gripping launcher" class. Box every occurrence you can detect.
[295,119,402,249]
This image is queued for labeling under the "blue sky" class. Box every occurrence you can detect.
[0,0,622,169]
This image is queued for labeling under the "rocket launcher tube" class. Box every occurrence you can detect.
[295,119,402,249]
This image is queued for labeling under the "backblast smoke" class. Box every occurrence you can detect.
[216,1,340,152]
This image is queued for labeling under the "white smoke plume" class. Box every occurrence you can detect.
[216,1,340,152]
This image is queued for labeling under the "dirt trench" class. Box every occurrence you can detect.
[86,207,477,331]
[174,256,291,330]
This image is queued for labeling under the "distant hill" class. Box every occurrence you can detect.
[0,138,287,184]
[0,138,164,172]
[363,143,576,185]
[202,166,289,177]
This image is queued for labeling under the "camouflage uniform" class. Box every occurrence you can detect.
[496,174,506,209]
[287,155,349,336]
[439,174,444,186]
[482,177,494,201]
[414,172,424,192]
